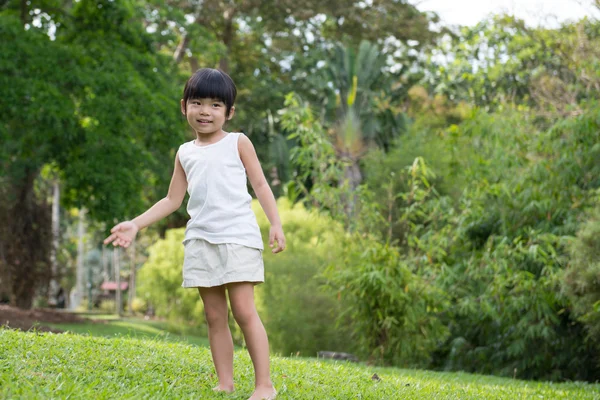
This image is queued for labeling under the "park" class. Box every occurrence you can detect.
[1,0,600,398]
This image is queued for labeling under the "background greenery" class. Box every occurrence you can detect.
[2,0,600,384]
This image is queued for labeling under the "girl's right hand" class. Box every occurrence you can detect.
[103,221,139,248]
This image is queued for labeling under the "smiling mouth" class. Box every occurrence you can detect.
[197,119,212,123]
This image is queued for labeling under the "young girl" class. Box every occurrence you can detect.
[104,68,284,400]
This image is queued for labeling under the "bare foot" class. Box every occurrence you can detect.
[248,386,277,400]
[213,384,235,393]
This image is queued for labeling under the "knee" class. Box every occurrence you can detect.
[204,305,228,328]
[231,305,257,328]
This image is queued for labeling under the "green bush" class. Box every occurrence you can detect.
[356,103,600,380]
[130,297,148,315]
[326,236,450,367]
[137,229,204,325]
[253,198,356,357]
[98,300,116,314]
[564,202,600,347]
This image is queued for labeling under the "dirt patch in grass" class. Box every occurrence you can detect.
[0,305,87,333]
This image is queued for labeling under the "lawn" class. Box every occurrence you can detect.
[1,329,598,399]
[47,314,210,348]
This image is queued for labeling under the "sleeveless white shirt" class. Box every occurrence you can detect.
[178,132,264,250]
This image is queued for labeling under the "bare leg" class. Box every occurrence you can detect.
[227,282,276,400]
[198,286,235,392]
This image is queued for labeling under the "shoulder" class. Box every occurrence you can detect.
[177,141,194,163]
[235,132,254,148]
[236,133,259,164]
[235,133,256,154]
[178,140,193,150]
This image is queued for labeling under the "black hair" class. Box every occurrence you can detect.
[182,68,237,117]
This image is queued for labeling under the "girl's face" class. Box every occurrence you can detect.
[181,97,234,135]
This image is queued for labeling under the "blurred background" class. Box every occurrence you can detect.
[1,0,599,383]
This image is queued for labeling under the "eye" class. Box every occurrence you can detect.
[212,103,221,107]
[191,100,201,105]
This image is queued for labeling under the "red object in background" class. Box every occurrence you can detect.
[100,282,129,291]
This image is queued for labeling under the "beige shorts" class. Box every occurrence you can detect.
[182,239,264,288]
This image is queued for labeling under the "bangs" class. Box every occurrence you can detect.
[183,68,237,114]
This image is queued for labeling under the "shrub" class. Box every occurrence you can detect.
[563,203,600,347]
[137,229,204,325]
[253,199,356,357]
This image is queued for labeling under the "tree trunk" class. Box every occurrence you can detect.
[2,170,51,309]
[128,241,136,315]
[20,0,27,25]
[102,244,109,283]
[189,56,200,73]
[219,8,236,74]
[173,33,191,64]
[342,160,362,222]
[48,180,60,304]
[114,248,122,316]
[72,208,86,310]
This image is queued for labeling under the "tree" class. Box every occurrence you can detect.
[283,41,408,217]
[0,0,185,308]
[140,0,439,154]
[425,15,600,117]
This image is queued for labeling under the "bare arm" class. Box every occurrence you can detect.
[238,134,286,253]
[104,151,188,247]
[132,151,188,230]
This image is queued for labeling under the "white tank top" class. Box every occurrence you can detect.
[178,132,264,250]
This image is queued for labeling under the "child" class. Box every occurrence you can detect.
[104,68,284,400]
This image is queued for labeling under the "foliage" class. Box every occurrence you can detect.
[563,202,600,346]
[282,95,450,367]
[361,103,600,381]
[280,93,343,209]
[0,15,74,308]
[136,229,204,325]
[98,300,117,314]
[325,236,450,367]
[3,0,600,386]
[253,198,355,358]
[426,16,600,118]
[282,81,600,379]
[3,329,600,399]
[0,0,185,308]
[130,297,148,315]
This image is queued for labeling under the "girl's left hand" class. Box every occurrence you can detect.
[269,225,286,253]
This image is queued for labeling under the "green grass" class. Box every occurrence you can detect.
[1,329,599,399]
[47,316,210,348]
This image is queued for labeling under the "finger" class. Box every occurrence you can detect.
[272,246,283,254]
[106,233,122,245]
[110,223,122,233]
[103,234,117,245]
[272,240,284,253]
[269,233,274,248]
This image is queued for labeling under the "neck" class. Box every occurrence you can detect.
[194,129,227,146]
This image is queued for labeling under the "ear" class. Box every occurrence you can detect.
[180,99,186,115]
[227,106,235,120]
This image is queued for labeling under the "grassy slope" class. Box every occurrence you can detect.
[47,316,210,348]
[1,329,598,400]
